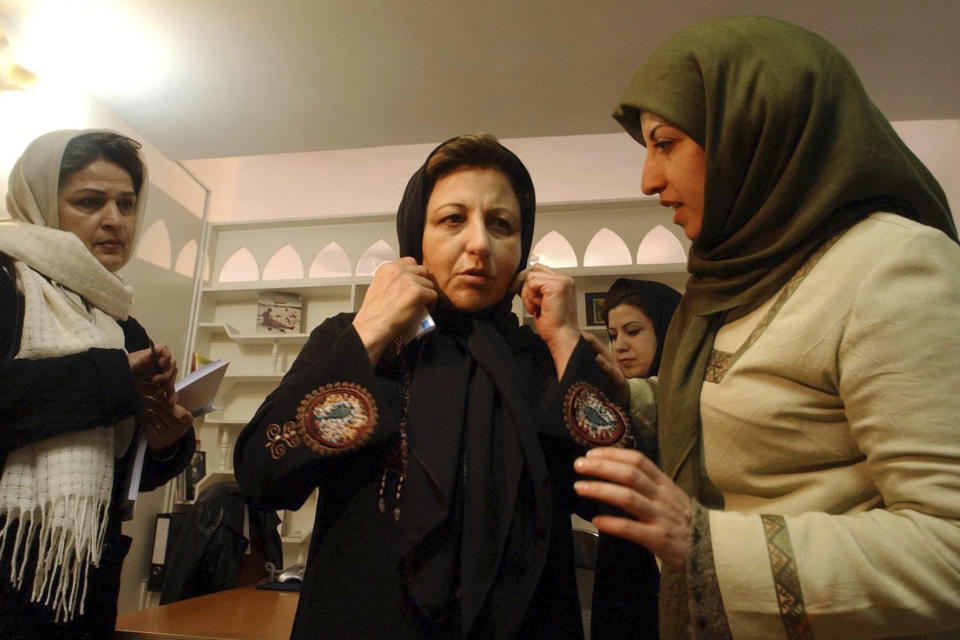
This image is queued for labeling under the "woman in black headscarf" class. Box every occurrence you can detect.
[573,16,960,639]
[588,278,681,640]
[235,133,637,639]
[599,279,680,382]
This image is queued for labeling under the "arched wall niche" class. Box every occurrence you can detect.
[356,239,397,276]
[636,225,687,264]
[219,247,259,282]
[136,220,172,269]
[583,228,632,266]
[262,244,305,280]
[531,231,577,268]
[309,242,352,277]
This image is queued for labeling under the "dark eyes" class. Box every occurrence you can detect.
[73,197,136,213]
[653,139,675,152]
[440,212,466,225]
[609,327,646,340]
[437,213,514,233]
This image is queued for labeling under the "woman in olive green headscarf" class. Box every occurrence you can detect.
[574,16,960,640]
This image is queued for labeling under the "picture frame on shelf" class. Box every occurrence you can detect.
[257,291,303,334]
[584,292,605,327]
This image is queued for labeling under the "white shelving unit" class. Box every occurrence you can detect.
[171,198,690,563]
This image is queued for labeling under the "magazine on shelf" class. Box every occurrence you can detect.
[256,291,303,334]
[175,359,229,417]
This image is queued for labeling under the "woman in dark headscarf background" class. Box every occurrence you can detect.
[235,133,638,639]
[587,278,681,640]
[573,16,960,639]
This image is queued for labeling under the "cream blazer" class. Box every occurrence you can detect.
[636,213,960,639]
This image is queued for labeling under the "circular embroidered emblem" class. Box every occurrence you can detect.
[564,382,629,447]
[296,382,378,455]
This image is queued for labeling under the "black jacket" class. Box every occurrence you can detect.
[235,313,637,639]
[159,480,282,604]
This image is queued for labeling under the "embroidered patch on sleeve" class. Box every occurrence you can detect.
[266,421,301,459]
[563,382,631,448]
[761,514,814,640]
[295,382,378,456]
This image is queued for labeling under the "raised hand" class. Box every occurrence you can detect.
[353,258,438,364]
[574,447,694,571]
[515,264,580,378]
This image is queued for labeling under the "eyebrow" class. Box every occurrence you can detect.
[69,188,137,196]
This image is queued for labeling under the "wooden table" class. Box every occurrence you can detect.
[115,585,299,639]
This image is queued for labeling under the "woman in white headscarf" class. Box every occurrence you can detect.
[0,130,195,638]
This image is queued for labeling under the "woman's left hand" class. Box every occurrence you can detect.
[515,264,580,377]
[142,393,194,451]
[574,447,694,571]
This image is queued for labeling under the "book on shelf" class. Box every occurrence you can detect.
[176,447,206,502]
[190,351,215,372]
[257,291,303,334]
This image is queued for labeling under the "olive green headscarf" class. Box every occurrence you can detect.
[613,16,955,638]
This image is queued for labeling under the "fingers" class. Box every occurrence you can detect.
[590,514,659,547]
[575,451,659,496]
[575,476,658,519]
[144,395,194,449]
[521,265,576,326]
[586,446,664,478]
[574,448,694,571]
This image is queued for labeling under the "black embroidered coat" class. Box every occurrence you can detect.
[234,312,636,640]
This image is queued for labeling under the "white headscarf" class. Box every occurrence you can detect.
[0,129,148,621]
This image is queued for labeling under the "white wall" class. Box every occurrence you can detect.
[0,81,207,616]
[185,133,654,222]
[186,123,960,229]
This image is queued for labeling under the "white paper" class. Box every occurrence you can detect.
[175,359,229,417]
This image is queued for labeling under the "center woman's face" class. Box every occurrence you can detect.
[606,303,658,378]
[58,158,138,273]
[422,167,522,312]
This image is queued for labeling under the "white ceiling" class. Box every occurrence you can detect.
[2,0,958,160]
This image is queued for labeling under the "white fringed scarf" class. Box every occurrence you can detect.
[0,129,144,622]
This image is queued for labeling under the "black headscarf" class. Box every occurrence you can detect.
[602,278,682,376]
[392,136,549,637]
[612,16,956,638]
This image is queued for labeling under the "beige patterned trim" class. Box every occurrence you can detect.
[705,237,839,383]
[761,514,814,640]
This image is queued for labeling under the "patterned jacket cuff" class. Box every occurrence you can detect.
[686,500,733,639]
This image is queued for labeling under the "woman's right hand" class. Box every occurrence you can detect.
[128,343,177,399]
[574,447,694,571]
[353,257,437,364]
